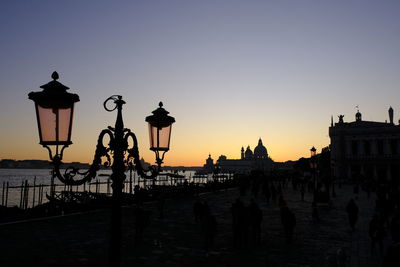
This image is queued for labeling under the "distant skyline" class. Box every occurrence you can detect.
[1,1,400,166]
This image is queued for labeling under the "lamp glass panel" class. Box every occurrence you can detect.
[148,124,172,151]
[37,105,57,143]
[58,107,73,142]
[37,104,72,144]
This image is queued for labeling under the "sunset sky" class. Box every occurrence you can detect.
[1,1,400,166]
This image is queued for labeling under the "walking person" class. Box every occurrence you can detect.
[193,199,204,223]
[280,206,296,243]
[157,193,166,220]
[201,207,217,254]
[384,209,400,266]
[346,198,359,231]
[300,184,305,201]
[369,214,385,255]
[134,205,150,245]
[248,199,263,246]
[312,201,320,222]
[390,209,400,244]
[262,181,271,204]
[271,184,277,204]
[231,198,245,248]
[384,242,400,267]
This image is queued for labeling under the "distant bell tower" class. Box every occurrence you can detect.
[355,110,362,122]
[241,146,244,159]
[389,106,394,124]
[204,154,214,173]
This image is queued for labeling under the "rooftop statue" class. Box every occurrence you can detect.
[338,115,344,123]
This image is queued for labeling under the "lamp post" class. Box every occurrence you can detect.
[28,72,175,267]
[310,146,317,204]
[331,161,336,197]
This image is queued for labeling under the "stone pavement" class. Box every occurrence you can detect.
[0,184,389,267]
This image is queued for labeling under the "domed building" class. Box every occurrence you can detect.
[254,138,268,159]
[203,154,214,173]
[244,146,254,159]
[203,138,273,174]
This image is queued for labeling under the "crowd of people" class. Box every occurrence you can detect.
[344,181,400,266]
[230,198,263,248]
[194,173,297,250]
[130,170,400,266]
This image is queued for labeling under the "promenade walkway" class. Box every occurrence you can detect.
[0,184,388,267]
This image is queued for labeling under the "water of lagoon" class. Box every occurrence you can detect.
[0,168,200,208]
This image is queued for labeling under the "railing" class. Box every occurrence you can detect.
[0,172,234,209]
[1,178,120,209]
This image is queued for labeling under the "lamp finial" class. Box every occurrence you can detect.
[51,71,59,81]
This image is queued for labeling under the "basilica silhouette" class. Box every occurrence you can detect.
[203,138,273,174]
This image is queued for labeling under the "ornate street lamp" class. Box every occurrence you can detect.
[310,146,316,157]
[146,102,175,166]
[28,72,175,267]
[28,71,79,158]
[310,146,317,204]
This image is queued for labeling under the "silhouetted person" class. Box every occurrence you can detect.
[384,209,400,266]
[300,184,305,201]
[201,208,217,253]
[239,177,250,196]
[369,214,384,254]
[383,242,400,267]
[276,182,282,197]
[231,198,245,248]
[157,194,165,220]
[381,195,395,227]
[365,181,371,199]
[292,178,297,190]
[353,184,359,195]
[375,195,392,227]
[308,180,313,193]
[248,199,263,246]
[262,181,271,204]
[251,180,260,198]
[134,205,150,244]
[134,185,143,205]
[312,202,319,222]
[271,184,277,204]
[336,248,346,267]
[280,206,296,243]
[346,198,358,231]
[390,210,400,243]
[282,178,287,189]
[202,201,210,217]
[278,195,286,209]
[193,199,203,223]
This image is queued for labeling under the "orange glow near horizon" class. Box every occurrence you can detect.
[0,146,321,167]
[0,119,330,166]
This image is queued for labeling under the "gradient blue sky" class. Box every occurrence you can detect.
[1,0,400,166]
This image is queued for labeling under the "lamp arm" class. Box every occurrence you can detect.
[52,129,115,186]
[154,150,167,166]
[124,131,159,180]
[43,144,69,161]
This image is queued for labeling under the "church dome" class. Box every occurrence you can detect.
[206,154,213,164]
[254,138,268,159]
[245,146,253,159]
